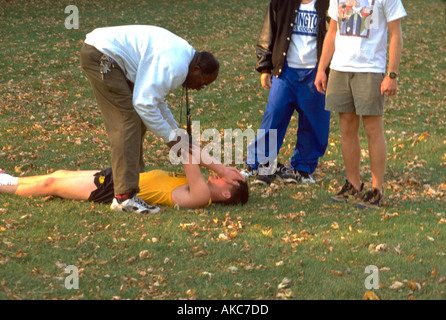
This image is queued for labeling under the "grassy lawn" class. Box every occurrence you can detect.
[0,0,445,300]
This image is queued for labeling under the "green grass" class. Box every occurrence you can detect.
[0,0,445,300]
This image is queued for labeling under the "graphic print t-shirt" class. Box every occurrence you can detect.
[328,0,406,72]
[287,0,319,69]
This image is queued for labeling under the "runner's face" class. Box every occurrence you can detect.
[207,175,231,190]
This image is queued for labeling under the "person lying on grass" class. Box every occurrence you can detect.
[0,150,248,212]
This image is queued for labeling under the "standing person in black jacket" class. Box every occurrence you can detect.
[242,0,331,186]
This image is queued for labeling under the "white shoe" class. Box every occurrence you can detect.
[110,194,160,214]
[240,165,257,180]
[0,168,18,186]
[295,171,316,184]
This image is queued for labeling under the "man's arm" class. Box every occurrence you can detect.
[168,133,245,186]
[172,151,211,208]
[314,18,337,94]
[256,1,275,89]
[255,1,275,75]
[380,19,404,96]
[189,142,244,187]
[133,54,188,143]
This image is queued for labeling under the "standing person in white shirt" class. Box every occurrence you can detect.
[314,0,407,208]
[80,25,243,214]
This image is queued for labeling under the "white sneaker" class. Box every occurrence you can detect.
[240,165,257,180]
[295,170,316,184]
[110,194,160,214]
[0,168,18,186]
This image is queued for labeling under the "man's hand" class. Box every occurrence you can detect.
[314,70,328,95]
[219,166,245,187]
[381,76,398,96]
[261,73,272,89]
[166,138,179,149]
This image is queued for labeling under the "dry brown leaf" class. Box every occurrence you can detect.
[139,250,151,259]
[277,277,291,289]
[194,250,209,258]
[14,250,27,258]
[407,280,421,291]
[431,267,437,279]
[389,281,404,290]
[363,291,380,300]
[331,270,343,277]
[126,256,136,264]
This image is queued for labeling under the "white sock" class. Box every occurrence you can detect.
[0,172,19,186]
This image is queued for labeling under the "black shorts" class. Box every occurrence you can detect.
[87,168,115,204]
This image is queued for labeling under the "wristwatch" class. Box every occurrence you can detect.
[388,72,398,79]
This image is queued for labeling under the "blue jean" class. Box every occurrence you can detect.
[246,64,330,174]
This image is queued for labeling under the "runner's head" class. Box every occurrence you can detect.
[207,175,249,206]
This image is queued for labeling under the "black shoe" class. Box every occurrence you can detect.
[252,162,275,186]
[240,164,257,180]
[356,188,384,209]
[330,180,363,202]
[295,170,316,184]
[253,174,275,185]
[275,162,297,184]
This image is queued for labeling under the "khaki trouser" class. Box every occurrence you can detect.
[80,43,146,195]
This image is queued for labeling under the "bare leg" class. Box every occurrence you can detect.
[362,115,386,193]
[1,170,100,201]
[18,170,99,184]
[339,112,362,191]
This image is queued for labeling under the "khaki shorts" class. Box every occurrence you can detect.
[325,70,385,116]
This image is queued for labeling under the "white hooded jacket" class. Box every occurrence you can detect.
[85,25,196,142]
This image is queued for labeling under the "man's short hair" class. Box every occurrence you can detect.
[196,51,219,75]
[219,180,249,206]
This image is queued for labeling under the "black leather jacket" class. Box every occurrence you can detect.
[256,0,329,77]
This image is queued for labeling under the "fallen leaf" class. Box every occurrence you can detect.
[194,250,208,258]
[218,233,229,241]
[276,288,293,300]
[331,270,343,277]
[139,250,151,259]
[261,227,273,237]
[277,277,291,289]
[200,271,213,280]
[363,291,380,300]
[126,256,136,264]
[228,266,238,274]
[431,267,437,279]
[14,250,27,258]
[407,280,421,291]
[389,281,404,290]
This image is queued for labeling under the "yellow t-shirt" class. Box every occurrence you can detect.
[137,170,188,207]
